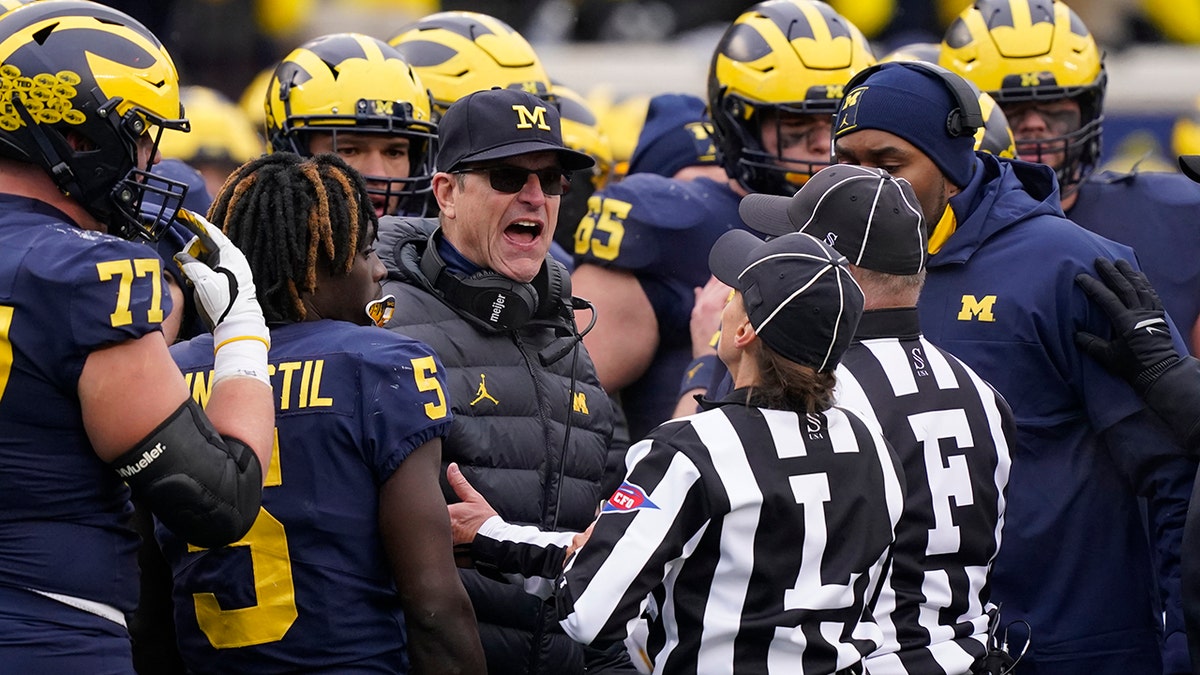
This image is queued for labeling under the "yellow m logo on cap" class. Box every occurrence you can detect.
[512,104,550,131]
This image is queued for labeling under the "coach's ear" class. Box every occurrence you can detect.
[432,172,458,220]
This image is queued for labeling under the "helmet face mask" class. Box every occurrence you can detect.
[940,0,1106,195]
[708,0,875,196]
[733,105,837,194]
[266,33,438,216]
[0,0,189,241]
[308,128,435,217]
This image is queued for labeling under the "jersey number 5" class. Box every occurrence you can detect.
[189,432,297,649]
[184,359,447,648]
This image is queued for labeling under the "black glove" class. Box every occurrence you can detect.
[1075,257,1180,393]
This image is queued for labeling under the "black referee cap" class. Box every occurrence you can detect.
[709,230,864,373]
[738,165,926,275]
[1181,155,1200,183]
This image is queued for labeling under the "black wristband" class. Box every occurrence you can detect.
[1135,356,1182,393]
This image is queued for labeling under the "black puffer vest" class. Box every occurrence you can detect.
[376,217,616,674]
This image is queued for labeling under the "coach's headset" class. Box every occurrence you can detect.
[840,60,984,140]
[417,225,596,534]
[417,227,595,365]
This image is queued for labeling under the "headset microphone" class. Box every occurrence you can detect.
[538,296,596,366]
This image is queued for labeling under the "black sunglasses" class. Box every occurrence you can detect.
[452,165,571,196]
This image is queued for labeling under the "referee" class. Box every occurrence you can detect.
[739,165,1016,674]
[546,230,905,674]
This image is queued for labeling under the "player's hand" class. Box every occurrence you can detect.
[173,210,270,384]
[1075,257,1180,393]
[447,462,498,558]
[173,210,262,329]
[690,275,730,358]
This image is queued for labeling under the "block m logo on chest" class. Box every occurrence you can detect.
[957,295,997,322]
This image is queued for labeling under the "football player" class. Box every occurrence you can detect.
[264,33,438,218]
[0,1,273,669]
[553,83,614,258]
[158,153,485,673]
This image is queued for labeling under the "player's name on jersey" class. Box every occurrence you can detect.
[184,359,335,410]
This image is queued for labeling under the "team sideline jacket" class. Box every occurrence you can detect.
[918,153,1196,674]
[1068,169,1200,356]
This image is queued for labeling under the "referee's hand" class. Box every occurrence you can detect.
[447,463,499,549]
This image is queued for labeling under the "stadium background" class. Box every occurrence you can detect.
[104,0,1200,173]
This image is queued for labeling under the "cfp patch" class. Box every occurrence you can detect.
[835,86,867,136]
[603,482,659,513]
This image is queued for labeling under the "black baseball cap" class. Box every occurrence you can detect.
[738,164,927,275]
[436,88,595,173]
[1181,155,1200,183]
[709,230,864,372]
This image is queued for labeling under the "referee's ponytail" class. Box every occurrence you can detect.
[748,341,837,415]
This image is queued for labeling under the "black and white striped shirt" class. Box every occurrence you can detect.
[834,309,1013,675]
[555,390,906,674]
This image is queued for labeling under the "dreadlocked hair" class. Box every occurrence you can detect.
[747,341,837,415]
[208,152,378,323]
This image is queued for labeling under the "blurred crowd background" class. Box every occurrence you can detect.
[105,0,1200,174]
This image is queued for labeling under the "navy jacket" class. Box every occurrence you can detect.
[918,154,1195,674]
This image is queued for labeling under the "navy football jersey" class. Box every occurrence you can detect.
[1069,170,1200,356]
[0,195,170,613]
[159,320,452,673]
[573,174,743,440]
